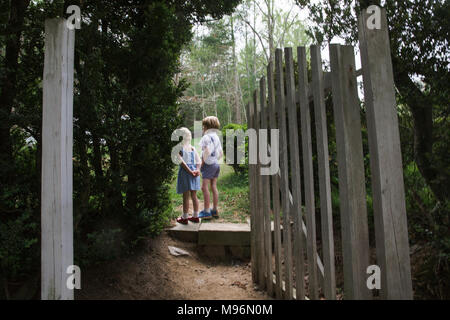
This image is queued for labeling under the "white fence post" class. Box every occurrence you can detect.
[41,18,75,300]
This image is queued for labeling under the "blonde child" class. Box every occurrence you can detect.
[198,116,223,219]
[176,128,201,224]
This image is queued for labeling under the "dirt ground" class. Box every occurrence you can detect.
[76,226,271,300]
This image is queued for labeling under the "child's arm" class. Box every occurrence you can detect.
[200,137,211,167]
[217,143,223,160]
[194,149,201,170]
[202,147,211,164]
[178,152,196,177]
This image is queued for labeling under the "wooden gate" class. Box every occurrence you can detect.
[246,9,412,300]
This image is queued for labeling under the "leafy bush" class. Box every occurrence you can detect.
[403,162,450,299]
[222,123,249,175]
[0,129,40,299]
[0,0,240,299]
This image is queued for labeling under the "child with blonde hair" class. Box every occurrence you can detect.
[176,127,201,224]
[198,116,223,220]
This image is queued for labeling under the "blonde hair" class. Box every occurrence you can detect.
[202,116,220,130]
[178,127,192,146]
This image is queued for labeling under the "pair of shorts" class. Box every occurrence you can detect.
[201,163,220,179]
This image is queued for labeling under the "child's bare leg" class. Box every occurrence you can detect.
[182,192,190,218]
[210,178,219,210]
[190,190,199,213]
[202,179,211,210]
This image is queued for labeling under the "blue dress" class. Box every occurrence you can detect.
[176,148,201,194]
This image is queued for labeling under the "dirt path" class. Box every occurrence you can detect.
[76,227,271,300]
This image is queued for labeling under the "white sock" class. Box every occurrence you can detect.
[182,212,188,219]
[205,208,211,213]
[193,211,199,218]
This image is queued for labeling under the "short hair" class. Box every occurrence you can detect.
[202,116,220,130]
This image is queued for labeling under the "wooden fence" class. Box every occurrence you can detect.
[246,9,413,300]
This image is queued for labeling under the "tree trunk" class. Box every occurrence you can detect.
[230,14,242,124]
[77,137,91,223]
[125,146,141,213]
[392,57,448,202]
[244,21,252,100]
[267,0,274,64]
[253,0,257,89]
[107,142,124,214]
[92,134,104,183]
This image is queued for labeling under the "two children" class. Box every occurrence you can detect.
[176,116,223,224]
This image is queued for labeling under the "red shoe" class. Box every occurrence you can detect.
[188,216,199,223]
[176,217,188,225]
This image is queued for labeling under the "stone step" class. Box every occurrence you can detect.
[168,221,251,245]
[167,221,200,243]
[198,223,250,246]
[167,221,251,259]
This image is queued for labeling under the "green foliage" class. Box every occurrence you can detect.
[212,165,249,223]
[179,18,237,125]
[0,128,40,282]
[178,3,312,129]
[222,123,249,175]
[0,212,38,279]
[403,162,450,298]
[0,0,241,298]
[85,228,124,263]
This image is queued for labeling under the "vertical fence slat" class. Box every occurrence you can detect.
[358,9,413,300]
[330,44,371,300]
[297,47,326,298]
[284,48,306,300]
[247,101,258,284]
[254,89,266,289]
[308,46,331,300]
[267,61,283,299]
[42,18,74,300]
[310,45,336,300]
[275,48,294,299]
[260,77,274,296]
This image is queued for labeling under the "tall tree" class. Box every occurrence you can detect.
[230,14,243,123]
[295,0,449,203]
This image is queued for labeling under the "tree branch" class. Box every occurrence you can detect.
[237,12,270,63]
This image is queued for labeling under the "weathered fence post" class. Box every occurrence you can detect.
[284,48,306,300]
[275,48,293,299]
[308,46,334,299]
[41,18,75,300]
[330,44,371,300]
[259,78,274,296]
[308,46,336,300]
[358,8,413,300]
[254,90,266,289]
[267,61,283,299]
[246,101,258,284]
